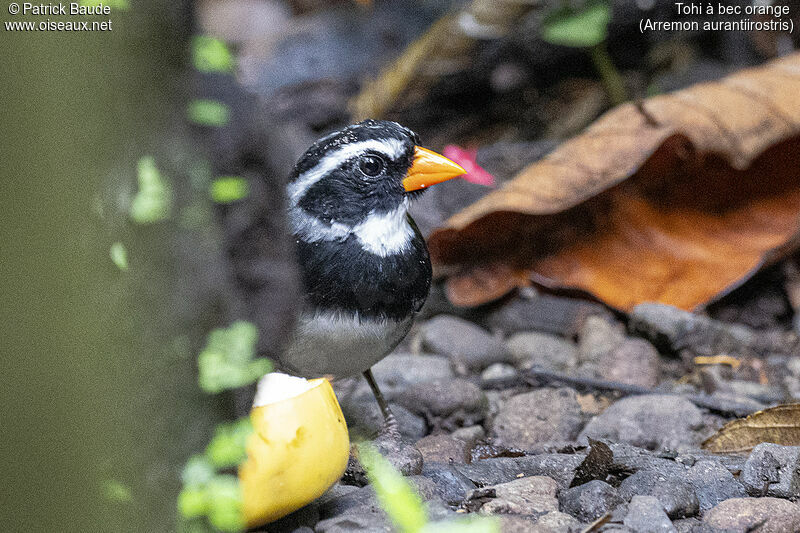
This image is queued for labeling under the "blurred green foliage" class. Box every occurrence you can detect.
[197,321,272,394]
[541,0,610,48]
[205,418,254,468]
[192,36,236,74]
[130,156,172,224]
[110,242,129,271]
[187,100,231,127]
[103,480,134,503]
[210,177,250,204]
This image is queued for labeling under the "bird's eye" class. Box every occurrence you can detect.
[359,155,385,177]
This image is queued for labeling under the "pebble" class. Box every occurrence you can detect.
[618,470,699,519]
[623,495,676,533]
[451,425,485,445]
[414,434,470,464]
[422,315,509,371]
[535,511,583,532]
[578,315,625,363]
[455,454,584,490]
[314,509,392,532]
[498,516,551,533]
[560,480,624,522]
[396,378,488,429]
[703,497,800,533]
[579,394,705,452]
[420,462,477,505]
[491,388,584,449]
[685,459,746,512]
[505,331,578,370]
[598,338,660,388]
[480,362,518,381]
[368,353,454,393]
[472,476,558,515]
[741,443,800,498]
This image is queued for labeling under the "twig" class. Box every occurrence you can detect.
[481,367,759,418]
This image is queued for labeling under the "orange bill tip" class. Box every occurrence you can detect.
[403,146,467,192]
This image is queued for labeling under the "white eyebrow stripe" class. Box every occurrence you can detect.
[286,138,407,206]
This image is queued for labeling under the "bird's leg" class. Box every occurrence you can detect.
[362,368,399,437]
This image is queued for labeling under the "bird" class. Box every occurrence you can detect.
[276,119,466,433]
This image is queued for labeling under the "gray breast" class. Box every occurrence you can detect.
[277,309,413,378]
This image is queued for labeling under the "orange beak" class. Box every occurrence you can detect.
[402,146,467,192]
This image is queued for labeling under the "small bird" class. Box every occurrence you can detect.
[277,119,466,432]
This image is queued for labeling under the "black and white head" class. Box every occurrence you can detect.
[287,120,465,257]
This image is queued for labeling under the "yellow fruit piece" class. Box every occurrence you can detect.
[239,376,349,527]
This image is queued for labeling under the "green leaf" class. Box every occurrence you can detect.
[358,443,427,533]
[102,479,133,503]
[182,454,215,487]
[192,36,235,73]
[129,156,172,224]
[541,0,610,48]
[210,177,249,204]
[205,476,244,532]
[178,487,208,519]
[187,99,230,127]
[197,321,271,393]
[109,242,128,271]
[205,418,253,468]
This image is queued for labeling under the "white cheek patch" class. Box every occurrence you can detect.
[352,203,414,257]
[287,138,407,207]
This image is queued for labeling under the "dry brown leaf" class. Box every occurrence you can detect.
[429,53,800,310]
[702,403,800,454]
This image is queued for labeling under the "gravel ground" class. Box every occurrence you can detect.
[254,287,800,533]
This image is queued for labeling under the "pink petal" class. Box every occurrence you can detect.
[442,145,496,187]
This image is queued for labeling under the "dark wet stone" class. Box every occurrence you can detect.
[623,495,676,533]
[314,509,392,532]
[455,454,584,490]
[342,400,427,441]
[741,443,800,498]
[420,462,477,506]
[491,388,584,449]
[559,480,624,522]
[685,460,746,512]
[618,471,699,519]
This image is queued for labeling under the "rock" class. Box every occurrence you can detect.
[535,511,583,532]
[685,460,746,512]
[422,315,510,371]
[262,503,320,532]
[420,462,477,505]
[623,495,676,533]
[578,315,625,363]
[559,480,623,522]
[741,443,800,498]
[455,454,584,490]
[671,518,714,533]
[318,485,377,519]
[396,378,488,429]
[414,434,470,464]
[485,293,604,337]
[369,353,454,393]
[598,338,660,388]
[505,331,578,371]
[407,475,442,503]
[497,515,557,533]
[314,510,392,532]
[342,400,427,441]
[471,476,558,515]
[373,435,424,477]
[451,425,485,445]
[491,388,584,449]
[630,303,758,357]
[618,471,699,519]
[481,362,518,381]
[703,497,800,533]
[579,394,705,452]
